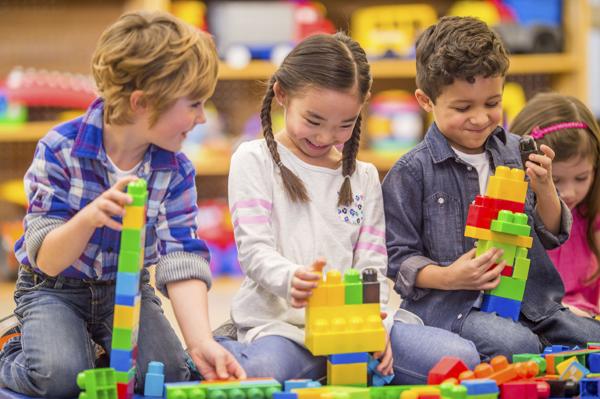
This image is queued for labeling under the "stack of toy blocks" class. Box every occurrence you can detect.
[464,166,533,321]
[110,179,147,399]
[305,267,386,386]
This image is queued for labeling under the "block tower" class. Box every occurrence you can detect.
[110,179,147,399]
[305,267,386,386]
[464,166,533,321]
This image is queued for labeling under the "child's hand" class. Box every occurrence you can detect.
[446,248,506,291]
[373,311,393,376]
[563,302,594,318]
[290,258,326,308]
[80,176,137,230]
[188,339,246,380]
[524,144,557,194]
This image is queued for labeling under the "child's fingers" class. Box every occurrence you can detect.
[526,161,549,179]
[98,198,126,217]
[310,258,326,272]
[101,214,123,231]
[290,297,308,308]
[376,347,394,375]
[291,277,318,291]
[294,269,321,282]
[539,144,555,160]
[459,248,477,261]
[474,248,502,268]
[113,175,138,191]
[480,274,502,291]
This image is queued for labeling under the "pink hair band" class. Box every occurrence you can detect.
[530,121,588,139]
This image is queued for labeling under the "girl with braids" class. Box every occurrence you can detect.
[511,93,600,317]
[216,32,480,383]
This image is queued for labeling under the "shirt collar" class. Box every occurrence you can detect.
[72,98,178,171]
[425,122,508,164]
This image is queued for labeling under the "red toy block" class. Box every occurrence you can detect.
[501,265,514,277]
[501,381,537,399]
[467,199,498,229]
[427,356,469,385]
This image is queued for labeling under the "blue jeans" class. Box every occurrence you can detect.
[0,267,189,398]
[460,308,600,362]
[216,321,479,385]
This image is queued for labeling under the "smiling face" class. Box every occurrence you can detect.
[275,83,363,166]
[552,155,596,210]
[143,97,207,152]
[416,75,504,154]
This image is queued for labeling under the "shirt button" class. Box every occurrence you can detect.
[438,197,445,204]
[467,166,473,171]
[457,313,463,319]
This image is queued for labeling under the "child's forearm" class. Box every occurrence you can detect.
[534,190,561,235]
[167,279,213,348]
[415,264,454,290]
[36,210,96,276]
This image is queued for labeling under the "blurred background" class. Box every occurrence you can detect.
[0,0,598,339]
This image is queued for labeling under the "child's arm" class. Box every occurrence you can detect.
[36,176,137,275]
[227,143,304,302]
[524,144,562,235]
[168,279,246,379]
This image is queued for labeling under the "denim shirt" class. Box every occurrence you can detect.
[382,123,571,333]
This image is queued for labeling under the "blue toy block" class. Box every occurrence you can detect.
[109,348,136,372]
[144,361,164,397]
[367,358,394,386]
[589,353,600,373]
[273,393,298,399]
[115,272,140,297]
[329,352,369,365]
[581,377,600,399]
[283,380,321,391]
[461,379,499,395]
[480,294,521,321]
[543,344,572,355]
[115,294,138,307]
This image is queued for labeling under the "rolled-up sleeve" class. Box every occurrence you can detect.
[382,160,435,300]
[532,197,572,249]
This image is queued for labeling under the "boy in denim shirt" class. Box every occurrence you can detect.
[0,11,244,397]
[382,16,600,360]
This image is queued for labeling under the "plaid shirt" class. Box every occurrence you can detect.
[14,98,211,290]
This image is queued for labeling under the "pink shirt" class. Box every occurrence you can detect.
[548,208,600,315]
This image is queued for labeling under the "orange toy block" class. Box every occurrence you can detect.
[464,225,533,248]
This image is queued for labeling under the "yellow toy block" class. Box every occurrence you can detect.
[123,206,145,229]
[305,302,385,355]
[113,297,141,329]
[308,270,345,307]
[400,387,441,399]
[294,386,370,399]
[465,226,533,248]
[556,356,579,376]
[327,361,367,386]
[486,166,528,203]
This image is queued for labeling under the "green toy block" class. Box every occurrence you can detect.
[487,276,526,301]
[127,179,148,206]
[476,240,517,266]
[344,269,363,304]
[120,229,142,252]
[115,368,136,384]
[490,210,531,236]
[513,256,531,281]
[77,368,117,399]
[513,353,546,374]
[165,380,281,399]
[439,383,467,399]
[111,327,137,350]
[117,250,140,273]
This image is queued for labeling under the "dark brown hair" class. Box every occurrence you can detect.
[261,32,372,206]
[511,92,600,282]
[415,16,509,102]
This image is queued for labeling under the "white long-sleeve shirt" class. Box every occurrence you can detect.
[228,139,390,345]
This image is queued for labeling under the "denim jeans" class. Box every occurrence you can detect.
[460,308,600,362]
[216,321,479,385]
[0,266,189,398]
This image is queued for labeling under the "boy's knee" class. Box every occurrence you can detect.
[29,358,88,398]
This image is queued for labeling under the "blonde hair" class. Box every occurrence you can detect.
[511,92,600,282]
[92,11,218,127]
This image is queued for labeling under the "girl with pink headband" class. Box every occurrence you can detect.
[512,92,600,317]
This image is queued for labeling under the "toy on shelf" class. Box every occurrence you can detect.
[208,1,334,69]
[170,1,207,30]
[502,82,526,129]
[366,90,423,153]
[110,179,148,399]
[464,166,533,321]
[351,4,437,59]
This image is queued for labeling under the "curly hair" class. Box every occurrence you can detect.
[415,16,509,102]
[92,11,218,127]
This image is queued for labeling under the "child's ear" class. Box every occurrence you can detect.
[415,89,433,112]
[273,81,286,107]
[130,90,148,114]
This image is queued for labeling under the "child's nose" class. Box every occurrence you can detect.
[195,108,206,124]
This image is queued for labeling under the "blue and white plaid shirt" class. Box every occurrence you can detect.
[14,98,212,293]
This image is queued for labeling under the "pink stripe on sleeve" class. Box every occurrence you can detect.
[359,225,386,238]
[233,215,270,228]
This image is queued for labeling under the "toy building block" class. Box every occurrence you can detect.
[512,249,531,281]
[480,294,521,321]
[292,386,371,399]
[490,211,531,236]
[556,356,580,376]
[164,379,282,399]
[368,358,394,387]
[427,357,469,385]
[144,361,165,397]
[466,197,499,229]
[512,354,546,374]
[559,361,590,382]
[113,297,141,330]
[115,272,141,298]
[488,276,526,302]
[344,269,363,305]
[546,379,580,398]
[588,352,600,372]
[362,268,380,304]
[283,379,321,391]
[500,266,513,277]
[545,348,600,374]
[77,368,118,399]
[460,379,498,396]
[476,240,517,266]
[398,386,441,399]
[485,166,528,203]
[327,361,368,386]
[580,378,600,399]
[329,352,369,364]
[116,380,134,399]
[588,343,600,349]
[464,225,533,248]
[500,381,537,399]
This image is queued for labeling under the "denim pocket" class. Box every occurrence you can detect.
[423,192,463,263]
[14,267,48,295]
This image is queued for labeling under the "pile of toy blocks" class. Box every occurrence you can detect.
[464,166,533,320]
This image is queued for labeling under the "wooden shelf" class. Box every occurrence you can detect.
[0,121,56,143]
[218,53,579,81]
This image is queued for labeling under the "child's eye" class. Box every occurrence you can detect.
[306,119,320,126]
[453,106,469,112]
[486,102,500,108]
[576,176,589,182]
[341,124,354,129]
